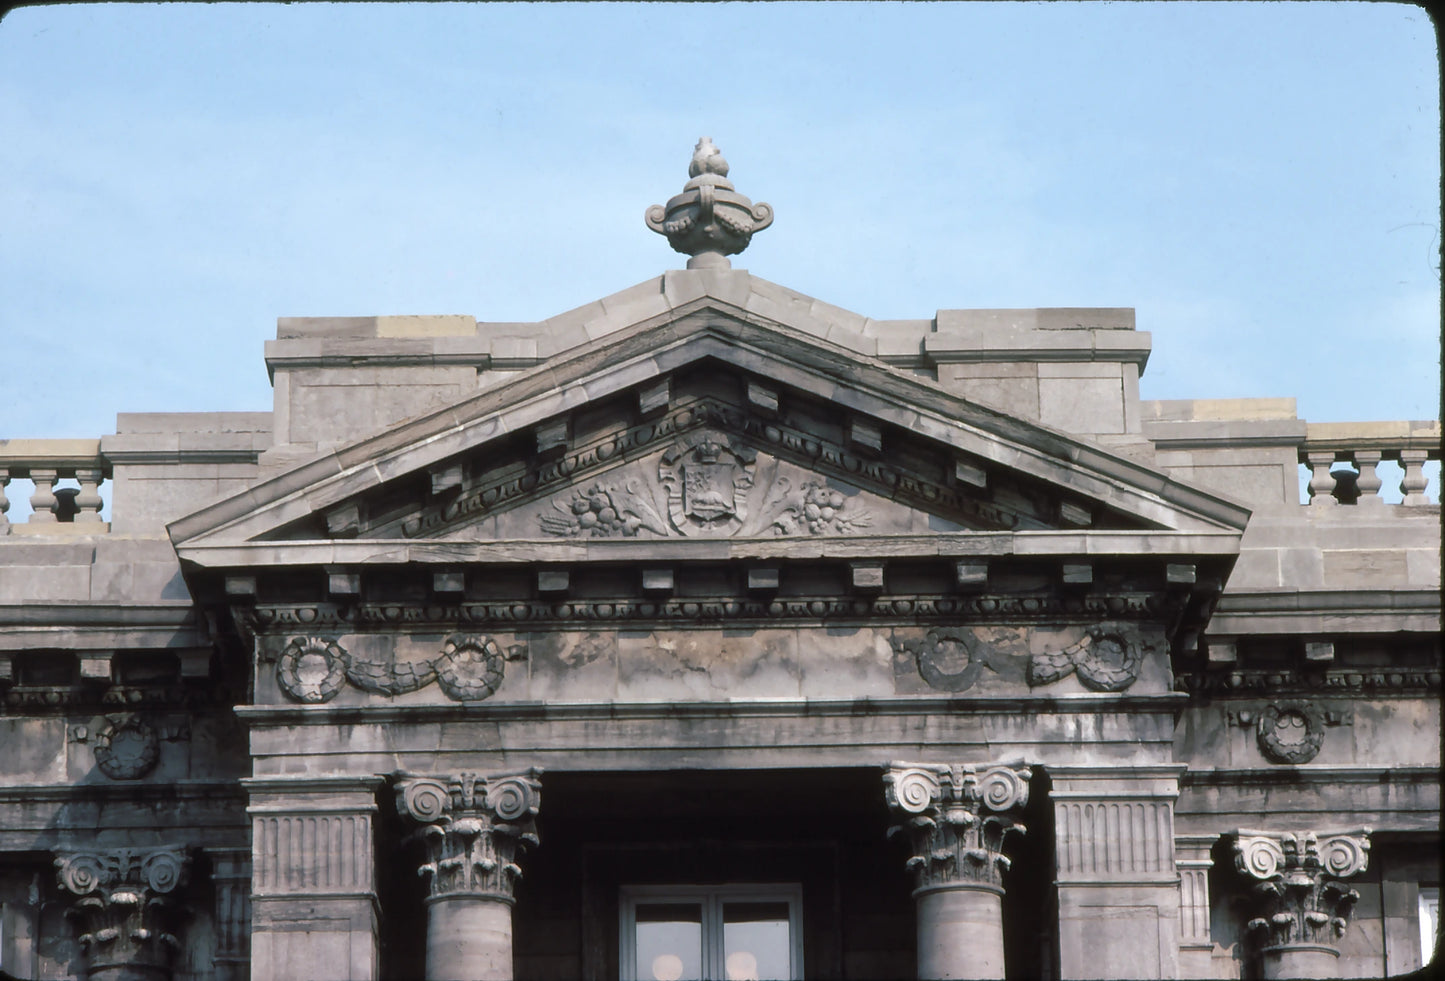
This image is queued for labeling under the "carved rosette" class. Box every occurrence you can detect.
[1233,830,1371,951]
[395,769,543,904]
[645,137,773,268]
[55,846,191,978]
[884,762,1031,895]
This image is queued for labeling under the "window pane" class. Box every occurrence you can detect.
[635,903,703,981]
[722,902,792,981]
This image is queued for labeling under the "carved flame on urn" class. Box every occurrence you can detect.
[646,138,774,268]
[1233,829,1371,951]
[54,846,191,980]
[884,762,1031,894]
[395,769,543,904]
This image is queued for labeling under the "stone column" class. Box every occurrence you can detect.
[884,762,1031,980]
[244,775,385,981]
[395,769,544,981]
[54,845,191,981]
[1233,829,1371,979]
[1050,765,1185,980]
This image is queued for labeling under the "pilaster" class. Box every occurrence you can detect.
[209,847,252,981]
[54,845,191,981]
[884,762,1031,980]
[1049,764,1185,980]
[244,775,385,981]
[1175,834,1217,979]
[1232,829,1371,979]
[395,769,544,981]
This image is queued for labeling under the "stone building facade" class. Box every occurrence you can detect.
[0,142,1439,980]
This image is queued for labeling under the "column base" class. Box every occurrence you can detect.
[1260,943,1340,979]
[427,894,515,981]
[915,884,1005,981]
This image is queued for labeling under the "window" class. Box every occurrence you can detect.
[1421,886,1440,966]
[620,884,803,981]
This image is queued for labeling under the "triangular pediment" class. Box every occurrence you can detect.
[170,283,1251,567]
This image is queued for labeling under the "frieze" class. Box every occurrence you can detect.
[1177,668,1441,696]
[273,634,524,703]
[241,591,1168,636]
[390,396,1055,540]
[2,684,232,714]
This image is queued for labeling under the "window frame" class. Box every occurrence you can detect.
[1420,885,1440,967]
[619,882,804,981]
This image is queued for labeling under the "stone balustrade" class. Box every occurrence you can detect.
[0,439,110,532]
[1299,421,1440,507]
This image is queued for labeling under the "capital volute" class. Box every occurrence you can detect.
[395,769,543,902]
[54,846,191,972]
[1233,829,1371,950]
[884,762,1031,894]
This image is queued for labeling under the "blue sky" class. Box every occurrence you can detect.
[1,1,1439,440]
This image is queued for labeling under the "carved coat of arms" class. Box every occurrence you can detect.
[658,431,755,536]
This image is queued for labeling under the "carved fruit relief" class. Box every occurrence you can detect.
[535,436,881,540]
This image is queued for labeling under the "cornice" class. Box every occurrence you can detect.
[232,692,1189,726]
[179,529,1244,570]
[1181,765,1440,787]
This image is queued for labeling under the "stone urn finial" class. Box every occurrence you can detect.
[646,137,773,269]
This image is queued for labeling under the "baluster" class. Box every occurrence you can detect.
[1400,450,1430,506]
[0,467,9,529]
[28,469,58,523]
[1304,452,1338,507]
[74,467,105,523]
[1352,451,1384,505]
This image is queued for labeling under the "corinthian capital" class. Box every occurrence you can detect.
[395,769,543,903]
[884,762,1031,893]
[1233,829,1371,950]
[54,846,191,978]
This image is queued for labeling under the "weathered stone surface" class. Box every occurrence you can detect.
[0,152,1437,981]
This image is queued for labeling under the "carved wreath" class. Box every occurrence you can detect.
[277,635,521,703]
[276,637,348,703]
[898,630,984,692]
[1256,700,1325,764]
[1027,624,1146,692]
[92,715,159,780]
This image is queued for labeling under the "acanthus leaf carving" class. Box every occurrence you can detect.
[883,762,1030,893]
[55,846,191,977]
[395,769,543,902]
[1233,829,1371,950]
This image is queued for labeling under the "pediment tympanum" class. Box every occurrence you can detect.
[170,302,1250,558]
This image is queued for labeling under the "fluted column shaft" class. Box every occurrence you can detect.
[396,769,543,981]
[54,846,190,981]
[1233,829,1371,980]
[884,762,1031,980]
